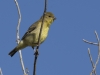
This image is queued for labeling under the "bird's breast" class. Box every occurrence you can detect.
[40,27,49,43]
[24,24,50,46]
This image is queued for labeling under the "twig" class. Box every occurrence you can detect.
[33,0,47,75]
[88,48,96,75]
[90,31,100,75]
[83,39,98,46]
[95,31,100,59]
[83,31,100,75]
[33,55,38,75]
[14,0,27,75]
[95,31,99,42]
[90,47,100,74]
[0,68,3,75]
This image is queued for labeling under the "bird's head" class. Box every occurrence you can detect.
[40,12,56,25]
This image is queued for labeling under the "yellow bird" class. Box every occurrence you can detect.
[9,12,56,57]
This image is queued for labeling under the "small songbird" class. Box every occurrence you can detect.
[9,12,56,57]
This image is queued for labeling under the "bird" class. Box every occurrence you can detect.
[9,12,56,57]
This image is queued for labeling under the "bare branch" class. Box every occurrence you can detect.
[90,51,100,75]
[83,39,98,46]
[98,42,100,62]
[83,31,100,75]
[88,48,96,75]
[91,32,100,74]
[25,68,29,75]
[0,68,3,75]
[14,0,27,75]
[33,0,47,75]
[95,31,99,42]
[90,43,100,75]
[33,55,38,75]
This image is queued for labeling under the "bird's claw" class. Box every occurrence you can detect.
[34,49,39,55]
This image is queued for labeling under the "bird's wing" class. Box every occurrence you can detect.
[21,21,39,40]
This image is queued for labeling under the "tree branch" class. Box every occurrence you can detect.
[14,0,27,75]
[0,68,3,75]
[95,31,99,42]
[33,0,47,75]
[88,48,96,75]
[83,31,100,75]
[90,31,100,75]
[83,39,98,46]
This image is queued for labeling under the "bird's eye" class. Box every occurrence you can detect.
[48,16,51,17]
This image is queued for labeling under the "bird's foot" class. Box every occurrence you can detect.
[34,49,39,55]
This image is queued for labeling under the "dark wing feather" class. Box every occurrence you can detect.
[21,21,39,40]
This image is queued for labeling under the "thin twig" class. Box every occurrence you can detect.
[88,48,96,75]
[94,31,100,64]
[0,68,3,75]
[90,45,100,74]
[33,56,38,75]
[83,31,100,75]
[83,39,98,46]
[95,31,99,42]
[90,32,100,75]
[98,42,100,64]
[14,0,27,75]
[33,0,47,75]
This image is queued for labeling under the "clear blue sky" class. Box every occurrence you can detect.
[0,0,100,75]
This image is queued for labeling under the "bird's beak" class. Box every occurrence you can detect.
[53,17,56,20]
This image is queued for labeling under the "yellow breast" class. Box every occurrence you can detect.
[40,26,49,43]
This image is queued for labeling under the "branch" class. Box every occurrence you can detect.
[95,31,99,42]
[88,48,96,75]
[83,39,98,46]
[14,0,27,75]
[90,31,100,75]
[33,0,47,75]
[83,31,100,75]
[0,68,3,75]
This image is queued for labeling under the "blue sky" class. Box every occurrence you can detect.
[0,0,100,75]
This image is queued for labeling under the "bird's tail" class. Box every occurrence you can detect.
[9,40,27,57]
[9,47,18,57]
